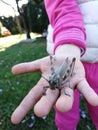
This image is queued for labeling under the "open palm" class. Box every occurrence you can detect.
[11,56,98,124]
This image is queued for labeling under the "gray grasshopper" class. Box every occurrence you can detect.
[43,56,76,96]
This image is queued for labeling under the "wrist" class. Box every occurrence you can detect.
[55,44,81,59]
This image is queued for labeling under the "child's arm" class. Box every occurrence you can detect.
[45,0,86,56]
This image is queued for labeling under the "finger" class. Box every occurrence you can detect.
[12,56,50,75]
[12,59,41,75]
[56,86,74,112]
[11,78,46,124]
[34,88,59,117]
[77,79,98,106]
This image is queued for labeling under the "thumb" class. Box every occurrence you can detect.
[12,59,42,75]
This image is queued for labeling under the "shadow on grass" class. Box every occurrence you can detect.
[0,37,96,130]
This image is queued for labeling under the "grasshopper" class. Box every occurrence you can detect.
[43,56,76,96]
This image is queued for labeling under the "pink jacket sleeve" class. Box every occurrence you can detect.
[44,0,86,54]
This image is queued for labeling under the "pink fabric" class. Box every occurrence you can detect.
[55,62,98,130]
[83,62,98,129]
[44,0,86,54]
[55,90,80,130]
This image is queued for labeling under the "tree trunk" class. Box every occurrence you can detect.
[16,0,31,39]
[15,16,23,34]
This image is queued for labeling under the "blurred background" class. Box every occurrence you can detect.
[0,0,49,38]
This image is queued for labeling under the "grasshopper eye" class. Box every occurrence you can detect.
[67,69,70,74]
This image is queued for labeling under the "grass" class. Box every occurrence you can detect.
[0,35,96,130]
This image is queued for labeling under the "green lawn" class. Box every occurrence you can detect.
[0,35,95,130]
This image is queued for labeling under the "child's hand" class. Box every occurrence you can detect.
[11,56,98,124]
